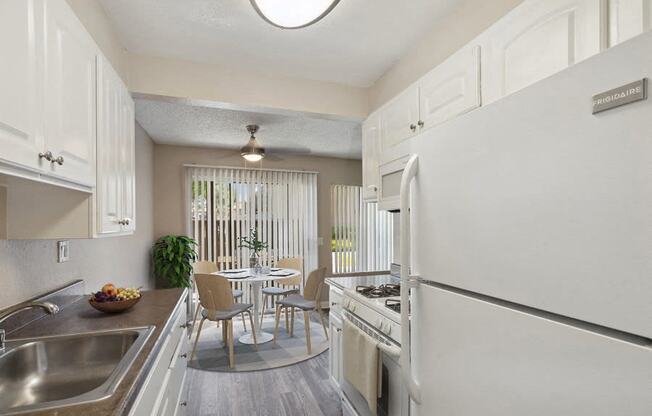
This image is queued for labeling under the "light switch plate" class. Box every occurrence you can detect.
[57,240,69,263]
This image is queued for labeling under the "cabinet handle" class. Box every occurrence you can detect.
[336,328,342,333]
[180,353,188,358]
[180,402,188,407]
[417,120,424,128]
[38,151,53,162]
[409,124,417,132]
[51,155,64,166]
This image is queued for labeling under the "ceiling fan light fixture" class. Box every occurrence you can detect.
[250,0,341,29]
[241,124,265,162]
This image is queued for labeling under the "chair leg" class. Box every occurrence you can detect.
[227,320,235,369]
[259,295,268,327]
[192,303,201,326]
[248,311,258,350]
[190,317,206,361]
[241,313,247,332]
[290,307,295,337]
[272,304,282,346]
[317,308,329,340]
[222,320,227,345]
[303,311,312,355]
[285,306,290,334]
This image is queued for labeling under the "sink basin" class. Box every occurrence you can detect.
[0,326,154,415]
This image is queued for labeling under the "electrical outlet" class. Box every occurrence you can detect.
[57,240,69,263]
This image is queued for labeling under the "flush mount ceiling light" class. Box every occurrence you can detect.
[241,124,265,162]
[250,0,341,29]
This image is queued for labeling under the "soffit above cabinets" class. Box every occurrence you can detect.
[135,97,363,160]
[98,0,460,87]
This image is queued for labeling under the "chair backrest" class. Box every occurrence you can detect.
[303,267,327,301]
[276,257,303,286]
[195,274,234,316]
[193,261,218,274]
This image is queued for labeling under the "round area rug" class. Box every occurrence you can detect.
[188,311,329,372]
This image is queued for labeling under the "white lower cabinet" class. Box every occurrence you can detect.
[328,286,343,388]
[96,55,136,236]
[130,300,189,416]
[482,0,605,104]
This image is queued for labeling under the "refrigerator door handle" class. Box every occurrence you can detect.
[399,154,421,404]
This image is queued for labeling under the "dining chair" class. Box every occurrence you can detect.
[192,261,247,330]
[190,274,257,368]
[273,267,328,354]
[259,257,303,329]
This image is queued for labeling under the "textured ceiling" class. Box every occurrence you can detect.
[135,98,362,159]
[99,0,459,87]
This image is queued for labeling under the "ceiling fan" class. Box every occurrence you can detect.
[240,124,312,162]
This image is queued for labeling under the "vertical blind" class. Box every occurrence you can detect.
[185,165,319,282]
[331,185,393,274]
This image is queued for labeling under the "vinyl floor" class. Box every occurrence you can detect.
[186,351,343,416]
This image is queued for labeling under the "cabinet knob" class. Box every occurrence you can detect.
[51,155,64,166]
[180,353,188,358]
[409,124,417,132]
[39,151,53,162]
[417,120,424,128]
[180,401,188,407]
[180,323,189,329]
[367,185,378,192]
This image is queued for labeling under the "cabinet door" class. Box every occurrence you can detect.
[96,56,123,235]
[608,0,652,46]
[0,0,44,171]
[482,0,605,104]
[361,114,380,201]
[44,0,97,186]
[379,86,419,157]
[329,313,343,386]
[418,45,481,132]
[119,91,136,233]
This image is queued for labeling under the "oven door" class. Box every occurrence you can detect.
[341,311,407,416]
[378,155,410,212]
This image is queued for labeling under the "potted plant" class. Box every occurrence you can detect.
[153,235,198,288]
[238,228,268,271]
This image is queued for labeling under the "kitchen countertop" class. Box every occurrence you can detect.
[8,288,187,416]
[325,274,399,291]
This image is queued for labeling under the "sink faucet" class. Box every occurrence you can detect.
[0,301,60,353]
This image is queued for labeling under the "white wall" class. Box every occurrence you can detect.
[0,124,155,308]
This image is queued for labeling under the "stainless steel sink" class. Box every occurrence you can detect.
[0,326,154,415]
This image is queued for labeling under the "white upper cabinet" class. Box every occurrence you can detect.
[482,0,606,104]
[362,113,380,201]
[0,0,43,172]
[608,0,652,46]
[418,44,481,132]
[43,0,97,187]
[379,85,420,160]
[96,55,135,236]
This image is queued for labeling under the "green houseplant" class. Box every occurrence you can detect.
[153,235,198,288]
[238,228,268,269]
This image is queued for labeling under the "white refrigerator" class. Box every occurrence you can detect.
[400,32,652,416]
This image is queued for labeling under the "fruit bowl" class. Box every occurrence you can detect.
[89,295,141,314]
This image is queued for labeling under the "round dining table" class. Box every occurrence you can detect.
[212,267,301,344]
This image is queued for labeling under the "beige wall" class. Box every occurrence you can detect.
[129,53,369,120]
[153,145,362,275]
[66,0,130,84]
[368,0,523,111]
[0,124,155,308]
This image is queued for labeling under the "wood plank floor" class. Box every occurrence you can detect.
[186,351,343,416]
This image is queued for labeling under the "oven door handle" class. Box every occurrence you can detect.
[399,154,421,404]
[378,342,401,358]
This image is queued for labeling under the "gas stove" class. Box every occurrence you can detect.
[356,283,401,298]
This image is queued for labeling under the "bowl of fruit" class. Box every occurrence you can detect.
[89,283,142,313]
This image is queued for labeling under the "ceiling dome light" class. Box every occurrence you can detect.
[250,0,341,29]
[241,125,265,162]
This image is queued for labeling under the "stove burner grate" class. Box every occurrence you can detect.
[356,283,401,298]
[385,299,401,313]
